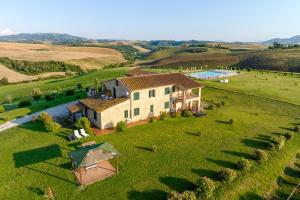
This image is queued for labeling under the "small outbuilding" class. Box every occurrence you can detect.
[69,141,120,186]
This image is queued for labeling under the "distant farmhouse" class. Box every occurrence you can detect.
[68,69,203,130]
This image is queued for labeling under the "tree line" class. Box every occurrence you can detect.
[0,57,83,75]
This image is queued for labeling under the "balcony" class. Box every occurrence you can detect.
[174,93,199,101]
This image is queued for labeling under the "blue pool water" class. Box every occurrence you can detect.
[190,71,225,79]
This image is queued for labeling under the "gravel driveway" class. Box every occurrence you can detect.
[0,101,76,133]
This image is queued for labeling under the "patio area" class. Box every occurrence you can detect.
[74,160,116,186]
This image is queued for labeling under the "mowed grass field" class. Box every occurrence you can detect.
[201,71,300,105]
[0,68,129,124]
[0,85,300,199]
[0,42,125,70]
[0,67,129,102]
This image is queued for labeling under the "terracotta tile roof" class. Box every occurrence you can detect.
[79,97,129,112]
[68,103,83,113]
[118,73,203,91]
[125,69,157,77]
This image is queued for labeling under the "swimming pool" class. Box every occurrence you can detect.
[189,70,237,79]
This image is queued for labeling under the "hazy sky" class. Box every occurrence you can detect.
[0,0,300,41]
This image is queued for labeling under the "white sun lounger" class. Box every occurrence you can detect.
[74,130,83,139]
[80,129,89,137]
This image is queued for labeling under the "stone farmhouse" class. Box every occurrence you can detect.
[68,70,203,130]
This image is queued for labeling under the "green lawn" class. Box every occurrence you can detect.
[0,67,129,124]
[0,87,299,200]
[201,71,300,105]
[0,67,129,102]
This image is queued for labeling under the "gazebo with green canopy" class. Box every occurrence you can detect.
[69,141,120,185]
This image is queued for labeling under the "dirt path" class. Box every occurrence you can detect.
[0,101,76,133]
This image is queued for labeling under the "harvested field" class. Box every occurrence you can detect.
[0,42,125,69]
[0,64,66,83]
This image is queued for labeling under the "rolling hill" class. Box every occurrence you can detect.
[0,33,92,44]
[0,42,125,70]
[262,35,300,45]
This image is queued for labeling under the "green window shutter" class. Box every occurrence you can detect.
[124,110,128,118]
[134,92,140,100]
[165,87,170,95]
[164,101,170,109]
[134,108,140,116]
[150,105,154,113]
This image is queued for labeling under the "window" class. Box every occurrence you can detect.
[165,87,170,95]
[85,107,88,116]
[134,108,140,116]
[164,101,170,109]
[149,89,155,98]
[133,92,140,100]
[93,111,97,120]
[124,110,129,118]
[150,105,154,113]
[172,86,176,92]
[116,80,119,86]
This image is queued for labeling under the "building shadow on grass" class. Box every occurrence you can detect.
[127,189,167,200]
[221,150,254,160]
[191,168,217,181]
[206,158,236,169]
[159,176,195,192]
[26,186,45,196]
[239,192,263,200]
[241,138,268,150]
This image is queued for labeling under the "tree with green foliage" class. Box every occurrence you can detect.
[0,105,4,113]
[196,177,215,199]
[31,87,43,101]
[75,117,93,134]
[0,77,8,86]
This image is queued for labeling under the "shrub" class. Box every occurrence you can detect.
[149,116,155,123]
[266,142,276,151]
[236,158,251,171]
[284,132,294,141]
[45,121,61,133]
[272,136,285,150]
[66,89,75,96]
[294,126,299,133]
[182,191,197,200]
[77,83,83,90]
[160,111,168,120]
[0,77,8,86]
[45,93,56,101]
[217,168,237,182]
[221,101,226,106]
[31,88,43,101]
[4,95,13,104]
[182,110,193,117]
[168,191,196,200]
[253,149,268,164]
[116,121,127,132]
[151,145,158,152]
[0,105,4,113]
[195,177,215,199]
[40,112,53,124]
[18,99,31,108]
[229,119,234,125]
[75,117,92,134]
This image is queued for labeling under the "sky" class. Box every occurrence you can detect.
[0,0,300,42]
